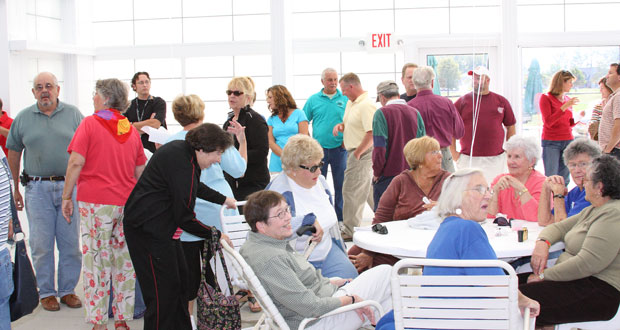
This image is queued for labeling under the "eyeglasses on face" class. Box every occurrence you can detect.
[269,206,291,220]
[34,83,56,92]
[135,80,150,85]
[299,161,324,173]
[226,90,244,96]
[567,161,590,170]
[466,185,493,196]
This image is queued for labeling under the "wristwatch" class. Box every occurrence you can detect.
[538,272,545,280]
[517,188,528,197]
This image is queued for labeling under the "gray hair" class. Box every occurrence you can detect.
[412,66,435,89]
[96,79,130,111]
[33,72,59,88]
[321,68,337,80]
[563,138,601,164]
[504,135,541,165]
[436,168,485,218]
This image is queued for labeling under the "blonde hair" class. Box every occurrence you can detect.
[228,76,255,106]
[339,72,361,86]
[172,94,204,127]
[281,134,324,172]
[404,136,441,170]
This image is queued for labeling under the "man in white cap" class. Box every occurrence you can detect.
[451,66,516,182]
[372,80,425,209]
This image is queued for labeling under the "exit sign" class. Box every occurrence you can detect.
[365,33,400,53]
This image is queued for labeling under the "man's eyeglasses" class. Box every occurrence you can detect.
[299,161,324,173]
[226,90,244,96]
[466,185,493,196]
[34,83,56,92]
[567,161,590,170]
[135,80,150,86]
[269,206,291,220]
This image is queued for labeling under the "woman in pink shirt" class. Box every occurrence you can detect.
[487,135,545,222]
[539,70,579,185]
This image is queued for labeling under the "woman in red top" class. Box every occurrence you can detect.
[539,70,579,185]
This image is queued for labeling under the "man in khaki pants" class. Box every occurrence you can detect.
[332,73,377,241]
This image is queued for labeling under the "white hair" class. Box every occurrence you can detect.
[412,66,435,89]
[321,68,337,80]
[504,135,541,165]
[436,168,485,218]
[33,72,59,88]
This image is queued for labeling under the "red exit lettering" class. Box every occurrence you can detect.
[371,33,391,48]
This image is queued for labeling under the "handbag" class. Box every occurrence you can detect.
[4,159,39,321]
[197,230,241,330]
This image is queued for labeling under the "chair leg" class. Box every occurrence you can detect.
[252,313,266,330]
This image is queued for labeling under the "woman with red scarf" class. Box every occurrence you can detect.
[62,78,146,330]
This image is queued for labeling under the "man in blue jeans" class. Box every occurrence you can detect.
[6,72,83,311]
[303,68,348,222]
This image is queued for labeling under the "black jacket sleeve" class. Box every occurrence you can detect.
[245,113,269,167]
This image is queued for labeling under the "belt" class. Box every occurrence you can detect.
[29,176,65,182]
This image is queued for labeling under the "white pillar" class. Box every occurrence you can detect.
[501,0,521,133]
[270,0,293,88]
[0,0,10,111]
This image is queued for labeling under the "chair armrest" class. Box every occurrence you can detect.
[298,300,384,330]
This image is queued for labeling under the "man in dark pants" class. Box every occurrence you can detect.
[124,123,236,330]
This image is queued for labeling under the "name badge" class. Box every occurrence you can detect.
[497,107,504,114]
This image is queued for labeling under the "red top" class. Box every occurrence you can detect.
[539,93,575,141]
[67,115,147,206]
[0,111,13,157]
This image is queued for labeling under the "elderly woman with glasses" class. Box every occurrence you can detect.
[376,168,540,330]
[486,135,545,222]
[539,70,579,184]
[348,136,450,273]
[267,134,358,279]
[520,155,620,327]
[537,138,601,226]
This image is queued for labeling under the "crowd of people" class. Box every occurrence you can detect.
[0,60,617,330]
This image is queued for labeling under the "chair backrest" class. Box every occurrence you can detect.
[220,239,291,330]
[391,258,523,330]
[220,201,250,251]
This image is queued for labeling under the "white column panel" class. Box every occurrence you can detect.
[270,0,292,87]
[501,0,520,132]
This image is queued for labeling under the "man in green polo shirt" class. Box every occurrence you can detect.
[6,72,84,312]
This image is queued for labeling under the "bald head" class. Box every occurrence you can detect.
[32,72,60,113]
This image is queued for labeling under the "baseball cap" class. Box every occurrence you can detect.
[468,66,490,78]
[376,80,399,102]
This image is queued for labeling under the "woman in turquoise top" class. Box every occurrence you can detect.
[164,95,255,320]
[266,85,309,172]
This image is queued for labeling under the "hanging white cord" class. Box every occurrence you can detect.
[468,37,492,168]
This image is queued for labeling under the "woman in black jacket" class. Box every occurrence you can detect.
[223,76,270,200]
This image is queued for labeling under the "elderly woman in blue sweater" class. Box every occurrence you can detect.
[268,134,357,279]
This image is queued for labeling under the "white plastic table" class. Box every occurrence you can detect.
[353,219,564,260]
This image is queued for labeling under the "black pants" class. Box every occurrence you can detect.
[520,276,620,326]
[125,226,192,330]
[181,240,215,301]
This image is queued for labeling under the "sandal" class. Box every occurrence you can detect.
[234,289,249,303]
[247,296,262,313]
[114,321,130,330]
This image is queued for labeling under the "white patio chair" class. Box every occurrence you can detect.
[220,239,385,330]
[556,306,620,330]
[220,201,249,251]
[390,258,534,330]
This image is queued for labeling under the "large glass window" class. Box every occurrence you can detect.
[424,53,490,101]
[26,0,63,43]
[520,46,620,139]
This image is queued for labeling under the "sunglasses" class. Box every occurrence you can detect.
[299,161,324,173]
[372,223,388,235]
[226,90,244,96]
[493,216,513,228]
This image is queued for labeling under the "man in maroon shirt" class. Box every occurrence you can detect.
[408,66,464,172]
[0,98,13,158]
[451,66,516,182]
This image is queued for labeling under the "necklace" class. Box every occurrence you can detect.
[135,97,150,122]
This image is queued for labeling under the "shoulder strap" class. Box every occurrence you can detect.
[0,158,21,234]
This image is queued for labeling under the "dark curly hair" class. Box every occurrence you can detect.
[244,190,286,233]
[267,85,297,118]
[589,155,620,199]
[131,72,150,92]
[185,123,232,153]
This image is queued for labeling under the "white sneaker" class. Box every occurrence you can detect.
[190,315,197,330]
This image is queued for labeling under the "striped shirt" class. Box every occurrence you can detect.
[599,90,620,150]
[0,156,13,249]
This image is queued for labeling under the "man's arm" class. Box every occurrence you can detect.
[505,125,516,141]
[7,150,23,210]
[603,118,620,153]
[354,131,373,160]
[450,138,460,162]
